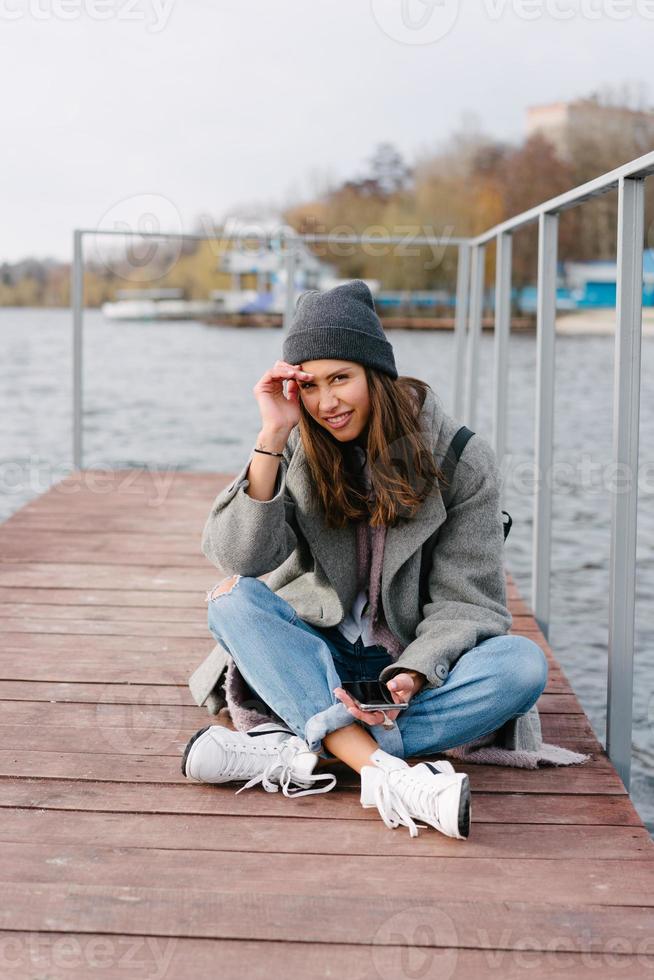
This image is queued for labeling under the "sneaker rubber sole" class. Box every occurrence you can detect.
[181,725,211,777]
[458,774,471,838]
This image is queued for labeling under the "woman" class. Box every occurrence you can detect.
[182,279,551,840]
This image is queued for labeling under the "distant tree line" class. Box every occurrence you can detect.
[285,106,654,293]
[3,90,654,308]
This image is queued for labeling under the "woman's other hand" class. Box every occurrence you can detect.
[252,360,314,436]
[333,671,424,727]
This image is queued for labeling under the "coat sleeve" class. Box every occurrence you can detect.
[200,436,299,578]
[379,434,512,691]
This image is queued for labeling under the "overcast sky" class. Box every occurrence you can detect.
[1,0,652,263]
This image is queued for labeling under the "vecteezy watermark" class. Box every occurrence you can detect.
[371,906,459,980]
[0,934,177,977]
[499,452,654,498]
[0,0,175,32]
[371,0,461,44]
[196,212,456,272]
[371,0,654,44]
[89,192,184,283]
[0,456,180,508]
[363,442,654,503]
[475,929,654,970]
[96,671,189,755]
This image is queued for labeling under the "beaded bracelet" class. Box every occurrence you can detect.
[253,447,284,457]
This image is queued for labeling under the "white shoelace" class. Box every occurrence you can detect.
[233,743,337,798]
[374,769,462,837]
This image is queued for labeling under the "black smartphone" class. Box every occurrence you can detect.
[340,680,409,712]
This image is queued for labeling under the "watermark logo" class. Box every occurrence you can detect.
[371,0,654,44]
[370,0,461,44]
[371,906,459,979]
[0,934,176,978]
[90,192,183,283]
[0,457,180,508]
[96,673,187,755]
[0,0,176,33]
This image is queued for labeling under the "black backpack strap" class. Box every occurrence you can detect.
[419,425,512,612]
[419,426,475,610]
[439,425,476,507]
[502,511,512,540]
[440,426,512,541]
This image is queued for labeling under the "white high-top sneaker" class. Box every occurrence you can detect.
[360,749,471,839]
[182,722,337,798]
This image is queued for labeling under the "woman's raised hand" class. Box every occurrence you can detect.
[252,360,314,437]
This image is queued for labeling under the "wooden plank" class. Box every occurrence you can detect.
[0,682,582,715]
[4,514,211,533]
[0,587,204,607]
[0,779,643,825]
[1,808,651,860]
[0,709,600,756]
[2,841,653,905]
[0,563,212,591]
[0,530,206,553]
[0,680,195,706]
[0,697,587,735]
[0,661,572,695]
[1,932,650,980]
[0,603,209,623]
[12,497,213,517]
[0,717,599,758]
[0,751,623,793]
[2,889,654,958]
[0,634,208,654]
[50,469,227,491]
[0,658,195,686]
[0,551,209,568]
[0,618,207,638]
[0,681,580,716]
[0,701,204,728]
[0,652,574,696]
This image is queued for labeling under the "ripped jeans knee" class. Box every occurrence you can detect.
[205,574,242,603]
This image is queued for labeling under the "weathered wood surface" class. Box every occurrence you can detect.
[0,470,652,979]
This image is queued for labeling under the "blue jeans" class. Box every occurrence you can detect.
[207,575,548,761]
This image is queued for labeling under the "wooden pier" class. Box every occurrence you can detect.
[0,469,652,978]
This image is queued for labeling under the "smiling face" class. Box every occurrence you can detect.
[297,358,371,442]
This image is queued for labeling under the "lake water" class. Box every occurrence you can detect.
[2,307,653,833]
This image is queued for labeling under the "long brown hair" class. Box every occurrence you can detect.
[298,368,448,528]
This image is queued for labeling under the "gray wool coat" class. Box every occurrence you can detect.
[191,386,591,769]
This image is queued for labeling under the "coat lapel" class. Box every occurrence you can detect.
[381,480,447,591]
[284,440,359,615]
[382,385,448,595]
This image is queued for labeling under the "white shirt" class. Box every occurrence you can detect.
[336,586,377,646]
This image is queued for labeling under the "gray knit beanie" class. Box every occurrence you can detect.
[282,279,398,379]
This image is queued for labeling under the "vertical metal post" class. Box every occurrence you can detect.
[283,236,298,333]
[492,232,512,466]
[464,244,485,429]
[453,243,471,420]
[72,229,84,471]
[532,212,559,641]
[607,177,644,791]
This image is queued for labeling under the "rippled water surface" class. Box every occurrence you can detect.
[2,307,653,832]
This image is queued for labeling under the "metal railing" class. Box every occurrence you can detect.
[469,151,654,792]
[71,148,654,790]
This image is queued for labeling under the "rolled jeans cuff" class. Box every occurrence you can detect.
[305,701,354,759]
[304,701,406,761]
